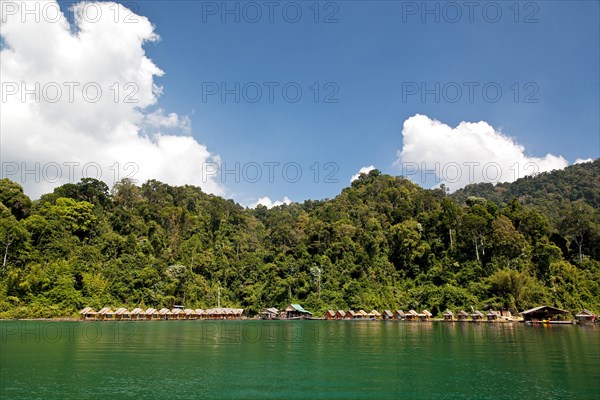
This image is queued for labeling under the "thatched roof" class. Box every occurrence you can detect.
[443,310,454,316]
[325,310,336,317]
[171,308,183,315]
[519,306,568,315]
[159,308,171,315]
[79,307,94,315]
[487,310,500,317]
[383,310,393,317]
[395,310,405,316]
[357,310,368,316]
[576,310,594,317]
[370,310,381,316]
[261,308,279,314]
[195,309,205,315]
[422,310,432,317]
[347,310,356,317]
[98,307,112,315]
[145,308,157,314]
[205,308,244,315]
[458,310,469,316]
[408,310,419,316]
[131,308,145,315]
[184,309,195,315]
[471,310,484,317]
[336,310,346,317]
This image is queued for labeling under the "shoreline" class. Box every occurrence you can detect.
[2,317,592,325]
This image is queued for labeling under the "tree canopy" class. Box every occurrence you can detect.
[0,160,598,318]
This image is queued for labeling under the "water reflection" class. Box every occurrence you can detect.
[1,320,598,399]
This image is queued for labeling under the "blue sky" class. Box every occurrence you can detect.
[4,1,599,205]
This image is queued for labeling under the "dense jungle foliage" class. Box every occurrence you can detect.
[0,159,598,318]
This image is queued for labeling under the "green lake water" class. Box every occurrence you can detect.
[1,320,598,399]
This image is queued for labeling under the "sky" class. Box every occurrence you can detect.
[1,0,598,207]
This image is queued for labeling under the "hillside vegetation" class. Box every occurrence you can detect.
[1,159,599,318]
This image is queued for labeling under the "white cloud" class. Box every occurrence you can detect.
[575,158,593,164]
[0,1,223,198]
[249,196,292,209]
[351,165,375,182]
[142,108,192,134]
[396,114,568,191]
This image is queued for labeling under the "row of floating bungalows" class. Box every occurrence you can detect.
[324,309,435,321]
[79,307,244,321]
[324,307,598,323]
[324,309,503,321]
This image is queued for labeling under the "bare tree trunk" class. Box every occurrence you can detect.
[3,242,11,269]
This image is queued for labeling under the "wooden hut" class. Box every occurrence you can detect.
[356,310,368,319]
[284,304,312,319]
[195,309,205,319]
[576,310,595,324]
[370,310,381,320]
[382,310,393,320]
[130,308,145,321]
[487,310,500,321]
[324,310,336,320]
[171,308,185,320]
[394,310,405,320]
[261,308,279,320]
[115,308,130,320]
[159,308,172,320]
[405,310,419,320]
[335,310,346,320]
[184,309,196,319]
[519,306,569,322]
[205,308,244,319]
[97,307,113,320]
[222,308,243,319]
[443,310,454,321]
[145,308,159,320]
[79,307,96,321]
[471,310,484,321]
[346,310,356,320]
[457,310,469,321]
[419,310,432,321]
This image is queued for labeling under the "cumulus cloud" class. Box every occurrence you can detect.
[0,1,222,198]
[351,165,375,182]
[575,158,593,164]
[395,114,569,191]
[142,108,192,134]
[249,196,292,209]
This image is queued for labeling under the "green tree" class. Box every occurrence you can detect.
[0,179,32,220]
[0,206,29,269]
[561,201,599,262]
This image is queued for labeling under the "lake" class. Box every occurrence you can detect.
[1,320,598,399]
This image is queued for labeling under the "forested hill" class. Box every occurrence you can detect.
[452,159,600,219]
[0,160,599,318]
